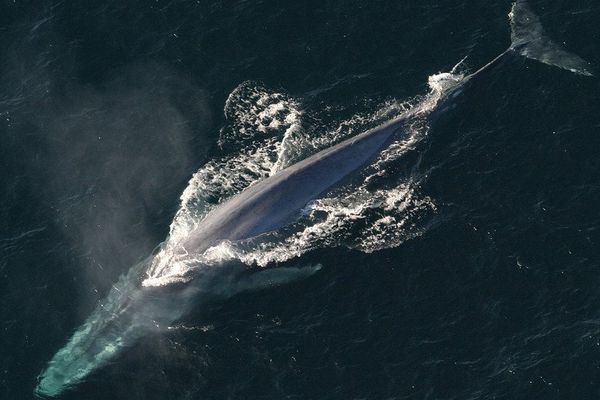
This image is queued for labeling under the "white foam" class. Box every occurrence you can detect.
[219,82,303,146]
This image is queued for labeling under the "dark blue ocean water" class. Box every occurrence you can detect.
[2,1,600,399]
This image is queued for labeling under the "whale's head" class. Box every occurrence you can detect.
[34,249,320,397]
[35,284,147,397]
[35,323,124,397]
[34,261,198,398]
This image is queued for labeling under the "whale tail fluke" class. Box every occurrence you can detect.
[509,0,594,76]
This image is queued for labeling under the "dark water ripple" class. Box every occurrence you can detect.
[2,0,600,399]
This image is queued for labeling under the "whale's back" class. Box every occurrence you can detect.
[182,117,407,253]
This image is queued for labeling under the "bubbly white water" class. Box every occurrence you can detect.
[144,71,462,287]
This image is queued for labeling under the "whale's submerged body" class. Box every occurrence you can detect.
[35,1,593,397]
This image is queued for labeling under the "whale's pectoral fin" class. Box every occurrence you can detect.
[235,264,322,293]
[509,1,594,76]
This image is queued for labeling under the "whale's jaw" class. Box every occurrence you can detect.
[35,260,200,397]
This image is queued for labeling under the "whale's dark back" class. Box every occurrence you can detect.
[182,116,409,253]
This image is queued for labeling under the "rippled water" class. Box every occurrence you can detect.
[2,1,600,399]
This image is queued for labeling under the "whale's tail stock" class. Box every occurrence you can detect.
[509,0,594,76]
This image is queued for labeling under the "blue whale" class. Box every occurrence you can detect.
[35,2,593,397]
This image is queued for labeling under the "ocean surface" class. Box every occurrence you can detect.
[2,1,600,399]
